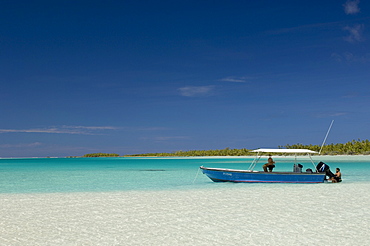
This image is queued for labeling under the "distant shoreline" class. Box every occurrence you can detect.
[124,155,370,160]
[2,155,370,160]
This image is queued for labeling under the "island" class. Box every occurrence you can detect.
[124,139,370,157]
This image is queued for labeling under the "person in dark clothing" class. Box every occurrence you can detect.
[331,168,342,183]
[263,155,275,172]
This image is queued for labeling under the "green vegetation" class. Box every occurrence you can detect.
[283,139,370,155]
[125,139,370,157]
[83,153,120,157]
[126,148,252,157]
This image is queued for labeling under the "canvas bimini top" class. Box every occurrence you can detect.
[248,148,318,171]
[252,148,318,154]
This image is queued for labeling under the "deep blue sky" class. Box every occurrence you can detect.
[1,0,370,157]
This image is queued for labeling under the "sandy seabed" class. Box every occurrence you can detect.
[1,182,369,246]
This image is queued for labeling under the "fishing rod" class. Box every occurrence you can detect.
[319,120,334,155]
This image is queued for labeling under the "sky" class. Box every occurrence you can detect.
[1,0,370,157]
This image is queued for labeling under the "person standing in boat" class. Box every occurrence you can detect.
[263,154,275,172]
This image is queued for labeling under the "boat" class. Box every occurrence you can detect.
[200,148,328,183]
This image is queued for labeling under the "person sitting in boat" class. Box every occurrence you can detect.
[263,155,275,172]
[330,168,342,183]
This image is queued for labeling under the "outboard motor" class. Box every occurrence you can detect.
[316,161,335,178]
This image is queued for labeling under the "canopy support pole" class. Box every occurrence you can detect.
[248,152,261,171]
[308,154,317,171]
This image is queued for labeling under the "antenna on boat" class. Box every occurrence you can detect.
[319,120,334,155]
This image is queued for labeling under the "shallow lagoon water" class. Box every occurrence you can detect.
[0,157,369,245]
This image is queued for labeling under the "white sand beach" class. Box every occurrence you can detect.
[1,183,369,245]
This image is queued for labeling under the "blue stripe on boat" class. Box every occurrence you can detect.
[200,166,326,183]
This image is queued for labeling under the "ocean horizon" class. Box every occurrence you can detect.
[1,156,369,245]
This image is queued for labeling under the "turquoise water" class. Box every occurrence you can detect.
[0,157,369,193]
[1,157,370,245]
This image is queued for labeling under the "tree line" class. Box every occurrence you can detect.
[283,139,370,155]
[126,148,252,157]
[125,139,370,157]
[83,153,120,157]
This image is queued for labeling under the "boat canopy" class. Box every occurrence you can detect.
[252,148,318,154]
[248,148,318,171]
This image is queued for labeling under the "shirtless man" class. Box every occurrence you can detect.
[331,168,342,183]
[262,155,275,172]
